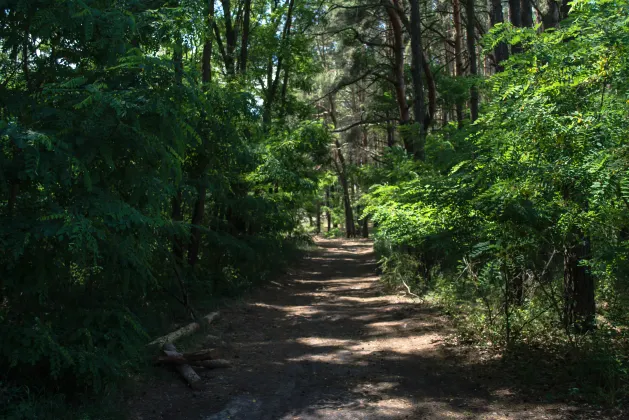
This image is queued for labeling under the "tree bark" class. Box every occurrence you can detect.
[329,95,356,238]
[316,201,321,234]
[563,241,596,333]
[541,0,560,29]
[521,0,534,27]
[489,0,509,71]
[509,0,523,53]
[149,312,220,347]
[452,0,464,127]
[385,0,410,135]
[326,188,332,232]
[221,0,237,75]
[239,0,251,73]
[163,344,203,389]
[465,0,479,122]
[263,0,295,127]
[202,0,214,85]
[409,0,426,161]
[187,185,206,267]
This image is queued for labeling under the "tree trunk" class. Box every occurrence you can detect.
[187,185,206,267]
[202,0,214,85]
[329,94,356,238]
[361,215,369,238]
[489,0,509,71]
[409,0,426,161]
[387,122,395,147]
[560,0,571,20]
[509,0,523,53]
[465,0,479,122]
[452,0,464,127]
[541,0,560,29]
[220,0,236,75]
[563,240,596,333]
[316,201,321,234]
[326,188,331,232]
[385,1,411,154]
[521,0,534,27]
[239,0,251,73]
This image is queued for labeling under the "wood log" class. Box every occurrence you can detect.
[163,343,203,389]
[183,348,220,361]
[190,359,232,369]
[154,348,221,365]
[148,311,219,347]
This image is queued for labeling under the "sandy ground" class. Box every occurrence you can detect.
[129,238,598,419]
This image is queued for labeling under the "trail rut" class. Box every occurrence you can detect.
[130,238,588,419]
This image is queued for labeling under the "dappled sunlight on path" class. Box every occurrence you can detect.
[130,238,584,420]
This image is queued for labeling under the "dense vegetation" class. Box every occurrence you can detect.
[1,0,628,416]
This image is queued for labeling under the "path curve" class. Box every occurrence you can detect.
[131,238,585,419]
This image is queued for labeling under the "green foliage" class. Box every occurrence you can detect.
[0,0,327,416]
[362,0,629,405]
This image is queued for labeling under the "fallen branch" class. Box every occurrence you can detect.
[163,343,203,390]
[148,311,220,347]
[402,279,421,300]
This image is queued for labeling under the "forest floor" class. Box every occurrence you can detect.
[129,238,602,419]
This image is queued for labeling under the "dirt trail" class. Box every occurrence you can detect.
[131,238,585,419]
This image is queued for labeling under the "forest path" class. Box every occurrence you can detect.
[131,238,581,419]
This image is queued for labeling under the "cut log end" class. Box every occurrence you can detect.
[163,343,203,390]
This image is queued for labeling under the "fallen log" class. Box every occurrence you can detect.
[163,343,203,390]
[190,359,231,369]
[182,348,221,361]
[148,312,219,347]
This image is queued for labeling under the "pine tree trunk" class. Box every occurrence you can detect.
[465,0,479,122]
[521,0,534,27]
[563,240,596,333]
[326,188,331,232]
[452,0,464,127]
[489,0,509,71]
[385,1,411,153]
[316,201,321,234]
[409,0,426,160]
[239,0,251,73]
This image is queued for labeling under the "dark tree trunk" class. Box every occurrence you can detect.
[316,201,321,234]
[361,215,369,238]
[387,122,395,147]
[521,0,534,27]
[187,186,206,267]
[385,0,410,150]
[541,0,561,29]
[326,188,331,232]
[452,0,464,127]
[560,0,571,20]
[422,51,436,130]
[489,0,509,71]
[509,0,522,26]
[465,0,479,122]
[172,191,185,267]
[239,0,251,73]
[262,0,295,128]
[509,0,523,53]
[202,0,214,85]
[563,239,596,333]
[221,0,236,75]
[409,0,426,160]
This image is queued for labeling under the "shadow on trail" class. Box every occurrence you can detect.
[132,239,584,420]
